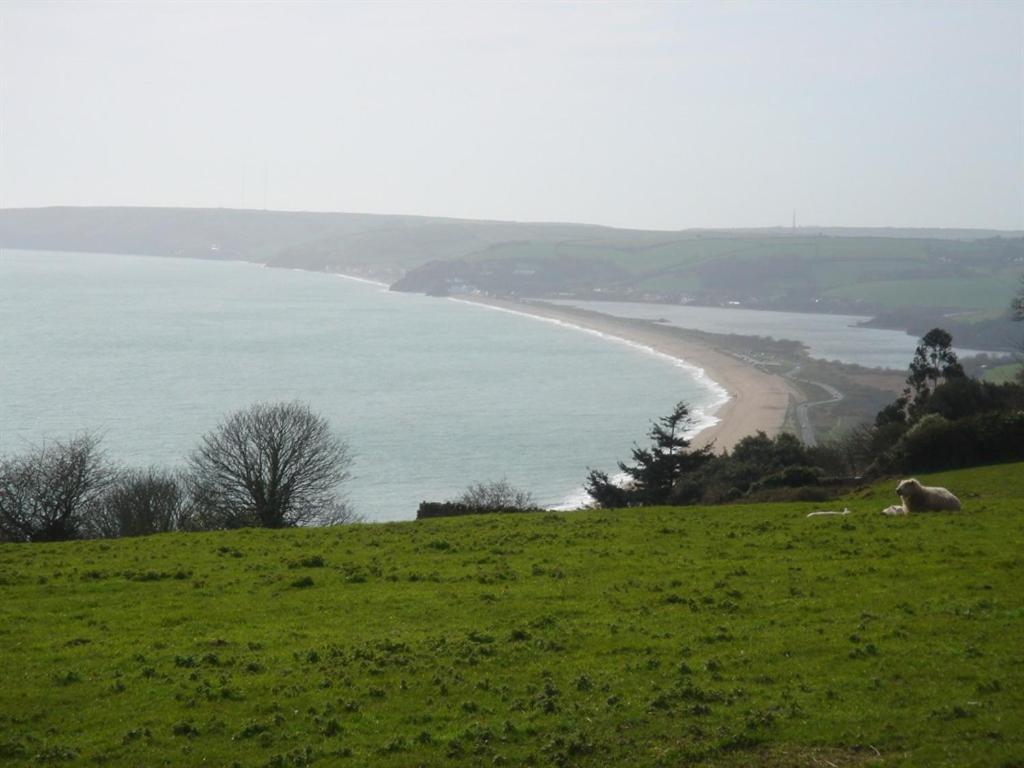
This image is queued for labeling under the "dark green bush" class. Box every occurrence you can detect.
[753,465,824,490]
[897,410,1024,472]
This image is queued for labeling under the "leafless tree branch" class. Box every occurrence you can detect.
[187,401,354,529]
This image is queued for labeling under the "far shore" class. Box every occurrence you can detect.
[456,295,802,452]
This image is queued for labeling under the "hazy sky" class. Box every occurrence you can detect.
[1,1,1021,230]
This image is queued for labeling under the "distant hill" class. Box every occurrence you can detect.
[0,206,608,282]
[2,206,1022,349]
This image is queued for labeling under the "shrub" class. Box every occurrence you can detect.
[753,465,824,490]
[90,468,187,538]
[454,479,537,511]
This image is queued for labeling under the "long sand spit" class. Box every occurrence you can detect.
[460,296,801,452]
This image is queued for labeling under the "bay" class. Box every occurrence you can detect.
[0,250,720,521]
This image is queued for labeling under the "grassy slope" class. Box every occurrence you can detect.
[468,235,1022,312]
[1,464,1022,768]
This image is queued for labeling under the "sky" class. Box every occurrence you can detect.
[0,1,1021,231]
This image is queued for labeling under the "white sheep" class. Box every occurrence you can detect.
[892,478,962,514]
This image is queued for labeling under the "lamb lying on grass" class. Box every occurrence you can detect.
[882,478,962,515]
[806,508,850,517]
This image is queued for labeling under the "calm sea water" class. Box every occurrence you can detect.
[552,299,991,370]
[0,250,722,521]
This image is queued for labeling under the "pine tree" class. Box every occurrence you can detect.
[585,402,711,507]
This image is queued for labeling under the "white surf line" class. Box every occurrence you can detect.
[447,297,732,445]
[272,263,391,289]
[448,297,733,512]
[271,274,730,511]
[547,470,638,512]
[329,272,391,289]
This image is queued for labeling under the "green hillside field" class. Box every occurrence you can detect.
[467,234,1023,312]
[1,464,1022,767]
[983,363,1024,385]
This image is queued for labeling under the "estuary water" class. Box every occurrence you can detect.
[551,299,993,370]
[0,250,722,521]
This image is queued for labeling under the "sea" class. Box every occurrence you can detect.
[0,250,725,521]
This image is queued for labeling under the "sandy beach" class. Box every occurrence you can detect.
[461,296,802,452]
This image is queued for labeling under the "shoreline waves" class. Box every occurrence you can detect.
[328,271,391,289]
[291,268,793,457]
[452,295,801,455]
[446,297,732,441]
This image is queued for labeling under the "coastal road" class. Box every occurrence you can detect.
[794,380,844,446]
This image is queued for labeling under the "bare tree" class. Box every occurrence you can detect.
[0,433,112,542]
[89,468,188,538]
[455,478,537,510]
[187,401,353,529]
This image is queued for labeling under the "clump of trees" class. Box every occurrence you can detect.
[686,431,833,505]
[583,411,840,509]
[0,401,358,543]
[866,328,1024,474]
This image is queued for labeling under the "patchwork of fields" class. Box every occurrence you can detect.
[1,464,1022,767]
[403,234,1024,315]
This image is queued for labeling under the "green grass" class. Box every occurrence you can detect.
[983,363,1023,384]
[460,234,1023,312]
[2,464,1022,767]
[822,275,1019,311]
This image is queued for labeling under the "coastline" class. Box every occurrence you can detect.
[280,263,801,452]
[290,266,804,453]
[452,295,802,452]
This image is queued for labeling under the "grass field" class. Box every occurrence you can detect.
[465,235,1023,312]
[2,464,1022,767]
[983,363,1024,385]
[821,274,1021,311]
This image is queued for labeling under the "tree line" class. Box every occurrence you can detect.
[0,401,357,543]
